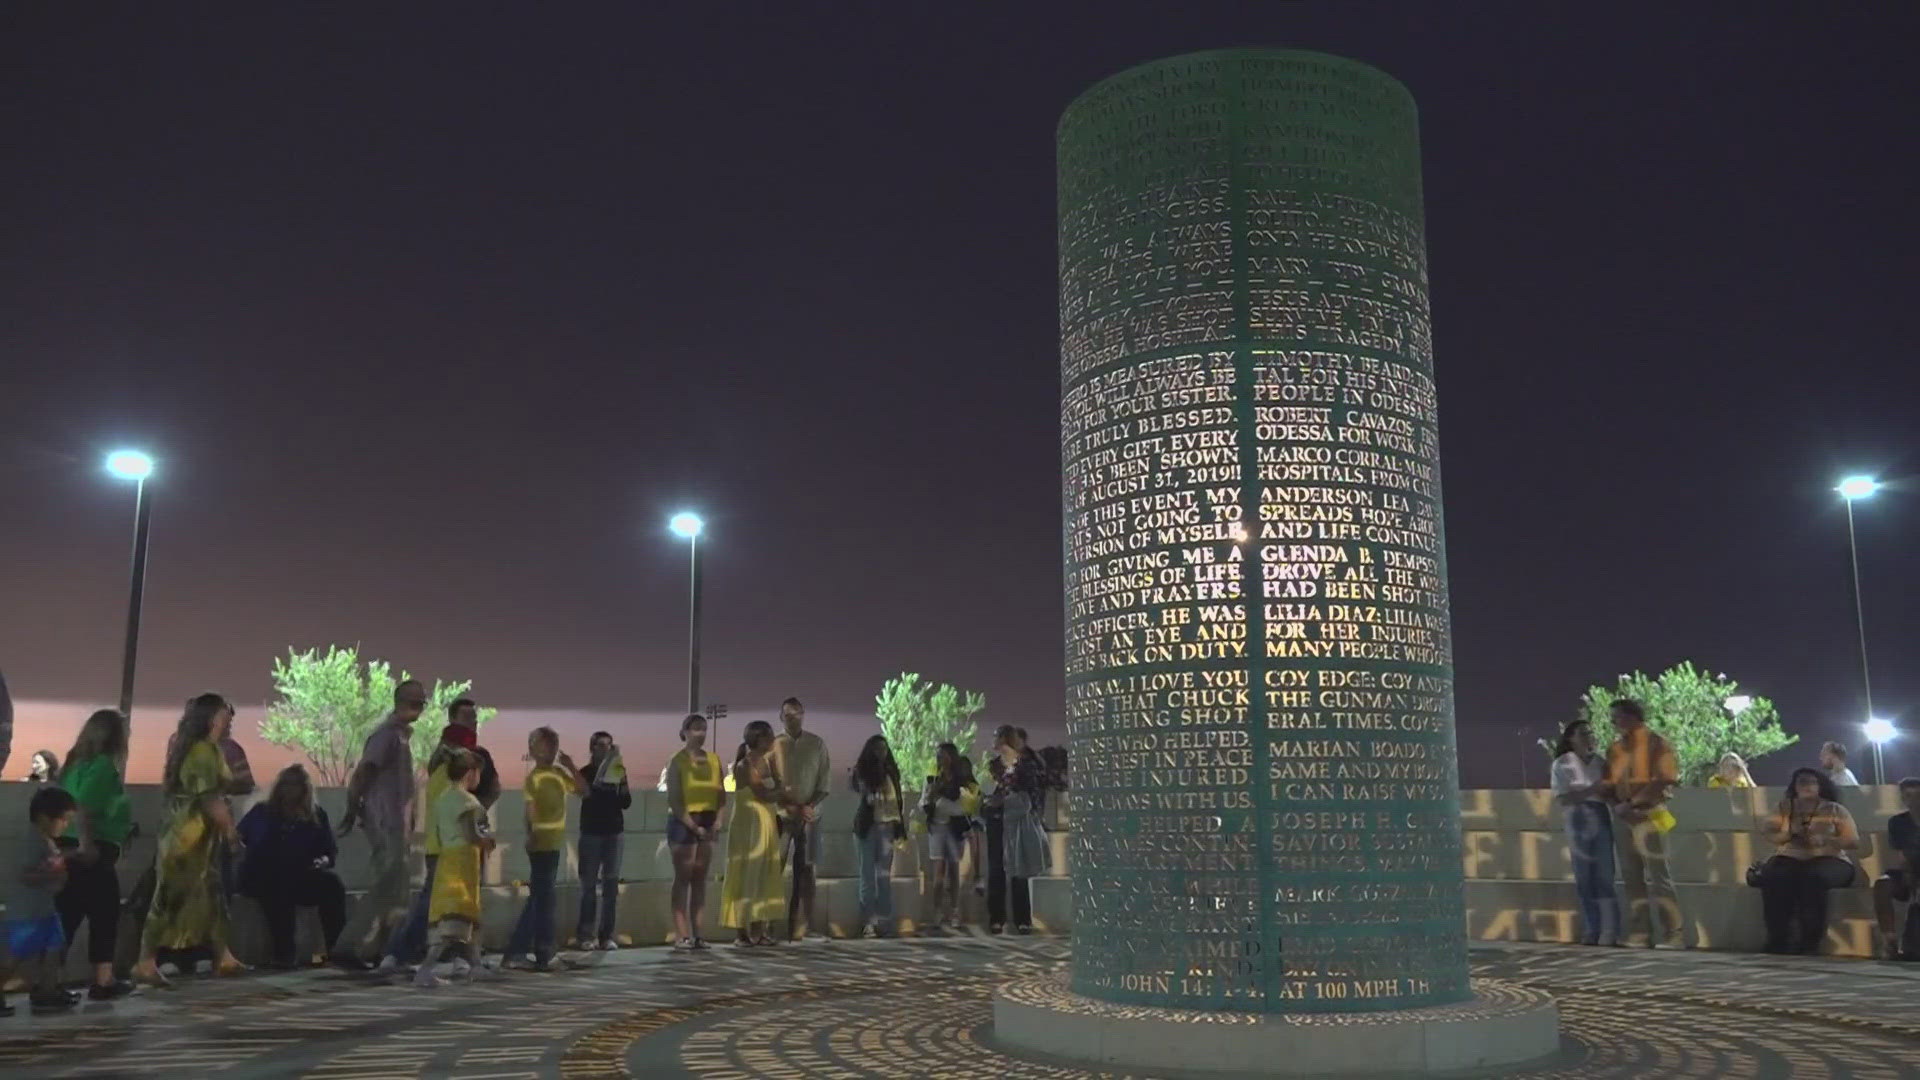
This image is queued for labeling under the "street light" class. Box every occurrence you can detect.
[1835,475,1880,732]
[104,450,155,720]
[1863,718,1896,787]
[669,512,704,715]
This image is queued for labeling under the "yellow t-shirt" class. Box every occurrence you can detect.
[674,750,725,814]
[422,764,452,855]
[524,765,572,852]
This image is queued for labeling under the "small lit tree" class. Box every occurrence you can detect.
[874,672,986,786]
[1579,662,1795,785]
[259,645,494,786]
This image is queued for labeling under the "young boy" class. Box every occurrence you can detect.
[505,728,583,970]
[4,787,82,1015]
[417,751,496,988]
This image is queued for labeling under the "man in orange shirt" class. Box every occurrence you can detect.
[1605,699,1688,948]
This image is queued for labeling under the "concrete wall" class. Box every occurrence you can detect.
[1459,786,1911,957]
[3,783,1907,970]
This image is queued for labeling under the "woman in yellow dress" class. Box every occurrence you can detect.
[721,720,786,946]
[131,693,246,985]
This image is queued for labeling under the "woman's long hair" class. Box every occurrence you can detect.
[1552,720,1591,759]
[268,764,316,821]
[1784,766,1839,806]
[933,742,959,785]
[29,749,60,781]
[63,710,129,780]
[735,720,773,766]
[954,752,977,789]
[164,692,229,792]
[1717,752,1756,787]
[853,734,900,796]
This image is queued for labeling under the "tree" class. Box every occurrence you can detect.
[258,645,496,786]
[874,672,986,785]
[1579,662,1795,785]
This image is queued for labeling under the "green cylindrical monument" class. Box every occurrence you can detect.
[1058,48,1464,1015]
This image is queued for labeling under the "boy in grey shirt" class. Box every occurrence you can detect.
[3,787,81,1014]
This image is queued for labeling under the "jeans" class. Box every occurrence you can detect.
[389,854,439,962]
[1614,811,1685,946]
[508,850,561,962]
[257,868,347,966]
[575,833,623,942]
[855,827,896,933]
[1761,855,1856,952]
[1564,803,1620,944]
[56,840,121,966]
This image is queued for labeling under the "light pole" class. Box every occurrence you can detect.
[669,512,704,716]
[1863,718,1896,787]
[1836,475,1879,728]
[105,450,155,720]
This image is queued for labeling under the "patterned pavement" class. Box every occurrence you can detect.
[2,937,1917,1078]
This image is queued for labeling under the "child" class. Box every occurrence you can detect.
[417,751,496,988]
[506,728,584,969]
[4,787,82,1014]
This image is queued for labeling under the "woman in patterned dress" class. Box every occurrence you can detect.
[131,693,245,985]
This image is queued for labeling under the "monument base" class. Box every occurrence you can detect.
[992,974,1559,1076]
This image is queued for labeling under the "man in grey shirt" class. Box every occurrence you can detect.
[773,698,831,942]
[334,679,425,967]
[1823,741,1861,787]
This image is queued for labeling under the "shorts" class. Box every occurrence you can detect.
[3,913,66,961]
[927,827,964,864]
[668,810,718,847]
[1882,869,1913,902]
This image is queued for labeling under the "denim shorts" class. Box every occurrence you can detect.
[667,810,718,847]
[3,913,66,960]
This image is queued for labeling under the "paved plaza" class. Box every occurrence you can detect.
[2,937,1918,1078]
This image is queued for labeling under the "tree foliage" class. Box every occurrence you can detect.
[1579,662,1795,785]
[874,672,986,785]
[258,645,495,786]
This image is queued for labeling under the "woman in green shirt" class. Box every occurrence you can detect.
[57,709,134,998]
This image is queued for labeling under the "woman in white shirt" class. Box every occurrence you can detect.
[1551,719,1620,946]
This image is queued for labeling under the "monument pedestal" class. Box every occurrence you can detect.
[993,974,1560,1076]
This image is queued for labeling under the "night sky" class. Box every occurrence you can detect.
[3,3,1916,787]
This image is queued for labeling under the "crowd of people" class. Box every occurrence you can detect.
[0,679,1058,1013]
[1549,700,1920,958]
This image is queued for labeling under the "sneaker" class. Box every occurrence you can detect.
[689,938,709,951]
[414,964,441,989]
[447,958,472,980]
[672,937,694,951]
[30,990,80,1013]
[597,938,617,951]
[375,955,403,976]
[157,962,182,979]
[88,980,135,1001]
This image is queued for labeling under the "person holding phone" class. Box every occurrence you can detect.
[573,730,631,950]
[1758,767,1860,954]
[237,765,346,968]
